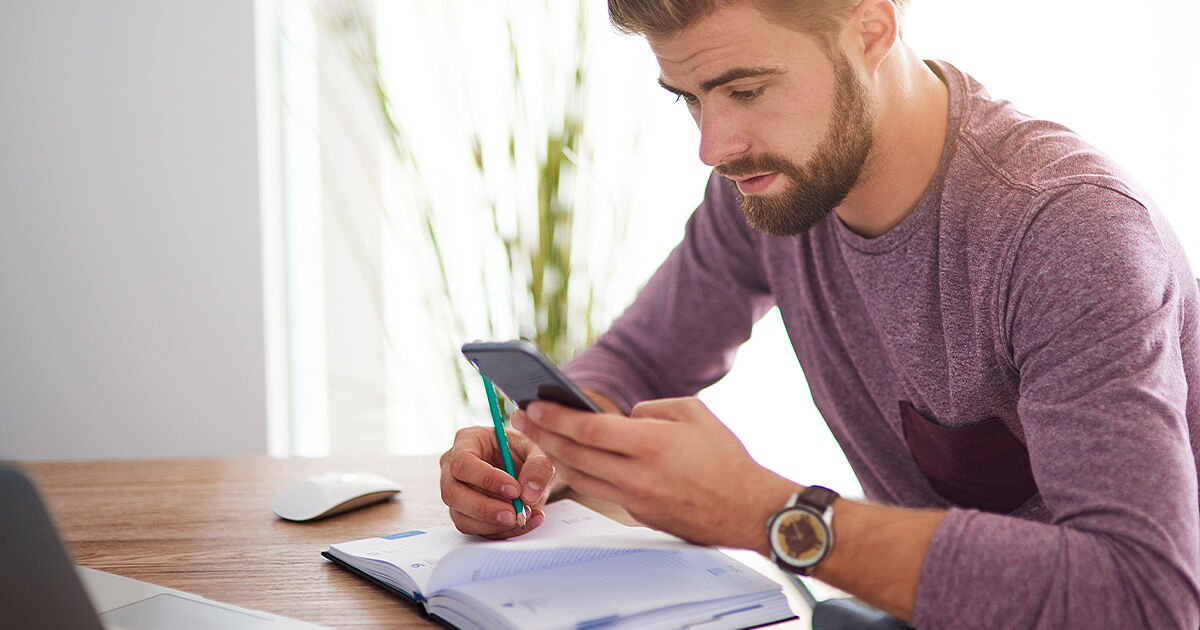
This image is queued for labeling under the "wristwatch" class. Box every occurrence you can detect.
[767,485,839,575]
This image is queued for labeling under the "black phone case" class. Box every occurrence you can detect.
[461,341,602,412]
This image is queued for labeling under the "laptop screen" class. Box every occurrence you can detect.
[0,464,105,630]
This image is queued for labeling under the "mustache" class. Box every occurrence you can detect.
[715,153,803,181]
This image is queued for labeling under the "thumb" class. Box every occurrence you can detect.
[516,452,555,505]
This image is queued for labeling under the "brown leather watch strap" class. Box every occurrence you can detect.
[798,485,838,510]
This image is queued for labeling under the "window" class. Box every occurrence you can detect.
[260,1,1198,500]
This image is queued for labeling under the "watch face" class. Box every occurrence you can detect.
[771,507,829,568]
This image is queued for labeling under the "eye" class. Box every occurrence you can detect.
[730,87,764,102]
[674,93,699,107]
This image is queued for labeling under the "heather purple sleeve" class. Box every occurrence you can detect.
[914,185,1200,629]
[563,172,774,412]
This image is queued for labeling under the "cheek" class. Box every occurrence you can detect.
[762,95,835,156]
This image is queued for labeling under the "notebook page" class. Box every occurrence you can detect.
[328,525,475,596]
[426,528,694,592]
[428,546,785,630]
[327,500,629,596]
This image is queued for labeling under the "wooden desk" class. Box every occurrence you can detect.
[18,456,810,629]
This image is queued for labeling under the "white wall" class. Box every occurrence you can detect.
[0,2,267,460]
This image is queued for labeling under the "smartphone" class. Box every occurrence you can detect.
[461,340,602,413]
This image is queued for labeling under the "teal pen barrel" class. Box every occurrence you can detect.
[480,373,525,522]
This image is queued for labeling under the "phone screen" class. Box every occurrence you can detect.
[461,341,602,413]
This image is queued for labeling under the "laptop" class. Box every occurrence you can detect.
[0,464,330,630]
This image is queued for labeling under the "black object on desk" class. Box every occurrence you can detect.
[792,575,917,630]
[812,598,916,630]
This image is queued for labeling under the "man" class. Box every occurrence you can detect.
[440,0,1200,627]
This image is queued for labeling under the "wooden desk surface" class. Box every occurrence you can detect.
[18,455,810,629]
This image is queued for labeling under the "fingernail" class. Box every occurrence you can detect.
[501,483,520,499]
[511,413,526,431]
[522,481,542,502]
[497,510,515,526]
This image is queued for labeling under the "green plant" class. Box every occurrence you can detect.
[313,0,619,422]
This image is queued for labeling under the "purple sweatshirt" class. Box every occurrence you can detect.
[564,61,1200,628]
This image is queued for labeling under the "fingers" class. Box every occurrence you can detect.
[449,505,547,539]
[512,396,783,549]
[507,412,557,504]
[526,418,633,487]
[540,454,626,506]
[517,403,668,499]
[439,425,556,538]
[516,402,649,455]
[441,427,519,496]
[515,453,555,506]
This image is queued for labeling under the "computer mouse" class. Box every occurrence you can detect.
[271,472,403,522]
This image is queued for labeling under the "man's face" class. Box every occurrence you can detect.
[650,5,875,236]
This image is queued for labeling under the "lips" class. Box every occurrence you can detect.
[731,172,779,195]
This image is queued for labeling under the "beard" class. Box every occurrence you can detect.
[715,52,875,237]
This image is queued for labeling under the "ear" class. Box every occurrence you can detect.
[847,0,899,74]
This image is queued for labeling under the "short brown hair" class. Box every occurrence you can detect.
[609,0,908,52]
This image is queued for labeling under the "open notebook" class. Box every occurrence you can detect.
[323,499,796,630]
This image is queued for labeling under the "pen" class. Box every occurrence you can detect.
[480,373,526,529]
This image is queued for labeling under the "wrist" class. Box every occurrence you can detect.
[750,482,807,556]
[581,388,625,415]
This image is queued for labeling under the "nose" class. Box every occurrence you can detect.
[697,108,750,167]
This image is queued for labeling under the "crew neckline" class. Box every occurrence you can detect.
[834,60,965,255]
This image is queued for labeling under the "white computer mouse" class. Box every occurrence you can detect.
[271,472,403,522]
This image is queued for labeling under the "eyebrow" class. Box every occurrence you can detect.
[658,66,783,98]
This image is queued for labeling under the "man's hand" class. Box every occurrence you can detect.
[513,396,798,551]
[513,396,944,621]
[439,425,557,538]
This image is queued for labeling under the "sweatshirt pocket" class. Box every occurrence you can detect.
[899,401,1037,513]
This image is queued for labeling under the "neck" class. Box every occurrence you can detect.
[835,47,949,238]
